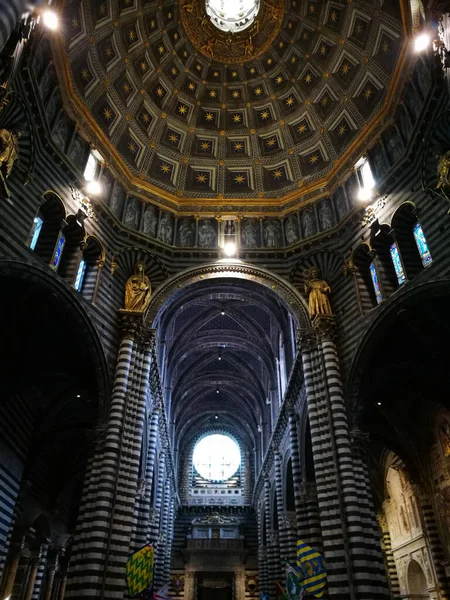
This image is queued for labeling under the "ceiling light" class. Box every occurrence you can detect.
[223,241,236,257]
[215,414,218,419]
[86,180,102,195]
[218,355,222,360]
[216,390,220,394]
[414,33,430,52]
[221,311,225,315]
[377,402,382,406]
[76,394,81,398]
[358,187,372,201]
[42,10,59,30]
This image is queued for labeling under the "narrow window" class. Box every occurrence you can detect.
[28,216,43,250]
[370,261,383,304]
[413,223,432,267]
[51,232,66,270]
[83,152,98,182]
[390,242,406,285]
[74,258,87,291]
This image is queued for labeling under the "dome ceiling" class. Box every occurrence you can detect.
[56,0,407,212]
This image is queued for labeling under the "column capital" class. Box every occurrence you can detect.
[350,427,370,455]
[140,326,157,348]
[312,314,337,341]
[118,310,145,337]
[296,327,318,349]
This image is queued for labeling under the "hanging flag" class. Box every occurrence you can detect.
[285,561,302,600]
[154,584,169,600]
[296,540,327,599]
[126,544,155,598]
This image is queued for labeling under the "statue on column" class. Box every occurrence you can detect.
[304,267,332,320]
[123,263,151,313]
[0,127,22,197]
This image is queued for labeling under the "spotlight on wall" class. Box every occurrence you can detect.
[223,241,236,257]
[42,10,59,30]
[377,402,382,406]
[76,394,81,398]
[86,180,102,196]
[414,33,430,52]
[358,186,372,202]
[215,415,218,419]
[216,389,220,394]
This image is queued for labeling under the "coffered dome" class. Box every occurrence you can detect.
[56,0,408,212]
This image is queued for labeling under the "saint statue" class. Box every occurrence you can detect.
[124,263,151,313]
[436,150,450,190]
[0,127,21,180]
[304,267,332,320]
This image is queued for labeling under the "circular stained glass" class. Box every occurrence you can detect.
[205,0,260,33]
[193,434,241,481]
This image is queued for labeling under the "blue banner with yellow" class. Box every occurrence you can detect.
[126,544,155,597]
[296,540,327,598]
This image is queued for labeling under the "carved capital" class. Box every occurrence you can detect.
[296,328,318,350]
[312,314,337,341]
[351,427,370,455]
[140,326,157,348]
[118,310,145,337]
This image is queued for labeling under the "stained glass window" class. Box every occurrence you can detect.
[28,216,43,250]
[413,223,432,267]
[74,258,86,291]
[370,261,382,304]
[390,242,406,285]
[193,434,240,481]
[51,233,65,270]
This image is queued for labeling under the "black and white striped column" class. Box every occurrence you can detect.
[163,495,175,584]
[376,513,400,598]
[274,451,290,571]
[152,452,167,590]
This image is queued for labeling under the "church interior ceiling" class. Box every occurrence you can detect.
[48,0,408,214]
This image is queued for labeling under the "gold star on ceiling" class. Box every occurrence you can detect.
[254,87,263,96]
[341,63,350,75]
[142,112,150,123]
[103,108,112,120]
[290,56,297,64]
[355,23,363,35]
[160,163,171,174]
[338,124,346,136]
[196,64,202,71]
[171,67,178,76]
[304,73,312,84]
[205,112,214,121]
[320,96,329,107]
[364,86,373,100]
[267,58,273,65]
[173,32,179,40]
[196,173,208,183]
[72,18,80,29]
[234,174,246,184]
[297,123,307,134]
[381,40,389,53]
[330,10,337,22]
[266,137,277,147]
[128,142,136,153]
[319,45,327,56]
[279,41,284,48]
[169,133,178,143]
[105,47,113,58]
[309,154,319,164]
[150,19,156,28]
[200,141,210,151]
[288,22,292,29]
[140,62,147,72]
[168,12,173,19]
[183,50,189,57]
[273,169,283,178]
[233,114,242,123]
[209,90,217,98]
[231,71,238,77]
[99,3,106,14]
[276,76,283,84]
[129,30,136,41]
[188,83,196,91]
[156,87,165,97]
[213,71,219,77]
[286,96,295,107]
[260,110,270,120]
[81,68,90,80]
[178,104,188,115]
[232,90,240,99]
[234,142,243,151]
[303,32,309,40]
[158,45,165,55]
[309,4,315,13]
[250,67,256,74]
[123,83,130,92]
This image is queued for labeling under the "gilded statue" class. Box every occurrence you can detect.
[436,150,450,190]
[304,267,332,320]
[0,127,21,180]
[124,263,151,313]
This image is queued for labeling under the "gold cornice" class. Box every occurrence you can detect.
[50,0,414,218]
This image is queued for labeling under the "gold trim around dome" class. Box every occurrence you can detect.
[179,0,284,64]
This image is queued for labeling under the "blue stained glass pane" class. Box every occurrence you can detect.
[29,216,43,250]
[370,261,383,304]
[413,223,432,267]
[390,242,406,285]
[51,233,65,270]
[74,259,87,291]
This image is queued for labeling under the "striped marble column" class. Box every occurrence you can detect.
[153,454,167,591]
[31,541,49,600]
[274,452,289,573]
[263,479,276,600]
[66,313,154,599]
[376,513,400,598]
[257,510,268,597]
[135,409,160,549]
[163,495,175,584]
[287,413,303,538]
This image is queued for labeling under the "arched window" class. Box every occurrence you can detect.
[391,203,432,279]
[74,236,104,301]
[389,241,406,286]
[352,244,380,311]
[371,224,399,298]
[29,192,66,266]
[58,213,86,282]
